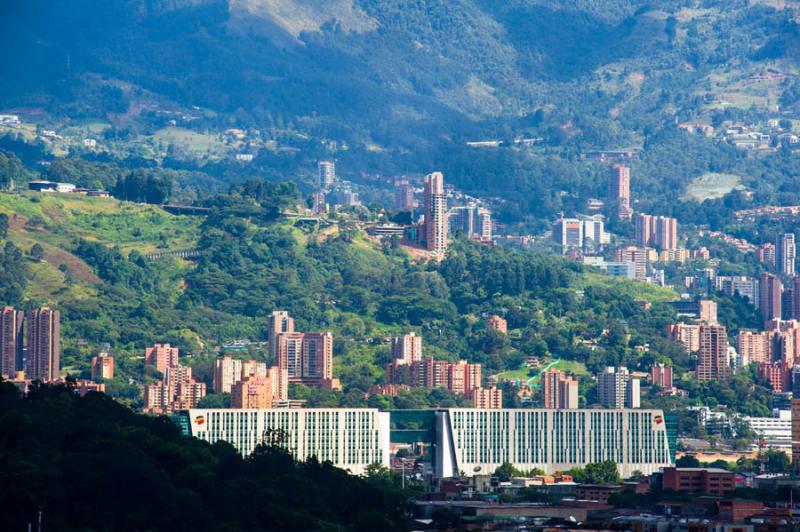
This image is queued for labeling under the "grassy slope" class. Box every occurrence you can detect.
[0,191,200,304]
[577,272,679,303]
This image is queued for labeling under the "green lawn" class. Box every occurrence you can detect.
[577,272,679,303]
[495,358,589,384]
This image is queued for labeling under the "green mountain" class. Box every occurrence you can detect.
[0,184,775,420]
[2,0,797,140]
[1,1,799,227]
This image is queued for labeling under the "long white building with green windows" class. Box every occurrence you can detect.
[177,407,675,479]
[180,408,391,476]
[435,408,676,478]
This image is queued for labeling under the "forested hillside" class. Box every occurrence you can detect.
[0,182,776,420]
[0,382,410,531]
[1,1,799,226]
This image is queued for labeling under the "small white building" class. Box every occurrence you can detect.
[742,410,791,449]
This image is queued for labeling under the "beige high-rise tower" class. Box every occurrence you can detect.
[26,307,60,382]
[0,307,24,377]
[423,172,448,253]
[697,325,730,381]
[268,311,295,356]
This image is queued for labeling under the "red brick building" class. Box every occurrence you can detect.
[662,467,735,495]
[717,499,764,522]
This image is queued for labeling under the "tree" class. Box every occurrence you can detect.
[0,213,7,239]
[765,450,790,473]
[582,461,621,484]
[30,243,44,261]
[494,462,523,481]
[676,455,700,468]
[432,508,460,530]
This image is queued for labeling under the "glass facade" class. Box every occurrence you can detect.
[437,408,673,478]
[187,408,390,475]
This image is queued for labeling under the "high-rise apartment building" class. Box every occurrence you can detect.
[212,356,272,394]
[487,315,508,335]
[758,362,792,393]
[26,307,60,382]
[230,367,288,409]
[213,356,243,394]
[608,164,633,220]
[635,214,679,250]
[667,323,701,353]
[697,325,730,381]
[651,363,673,390]
[143,348,205,414]
[268,310,295,356]
[635,213,651,248]
[467,387,503,409]
[597,367,639,408]
[145,343,180,375]
[386,357,481,394]
[449,205,492,241]
[615,246,648,280]
[654,216,678,251]
[715,276,759,308]
[791,276,800,320]
[0,306,23,377]
[541,369,579,409]
[777,233,796,276]
[446,360,482,394]
[394,179,415,211]
[91,352,115,380]
[423,171,448,253]
[276,331,334,386]
[759,243,776,268]
[581,215,608,248]
[318,160,336,189]
[698,299,718,325]
[390,333,423,364]
[736,330,772,365]
[759,273,783,322]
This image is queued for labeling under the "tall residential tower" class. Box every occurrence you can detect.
[423,171,448,253]
[25,307,60,382]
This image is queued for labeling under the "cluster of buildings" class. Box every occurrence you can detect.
[669,324,732,382]
[573,165,709,283]
[758,233,796,276]
[635,213,678,251]
[1,306,61,382]
[1,306,105,395]
[311,160,365,212]
[722,121,798,151]
[449,203,492,241]
[142,344,206,414]
[213,356,288,408]
[551,215,609,254]
[380,332,503,408]
[368,171,494,252]
[267,310,340,390]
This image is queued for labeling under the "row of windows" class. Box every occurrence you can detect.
[449,410,671,467]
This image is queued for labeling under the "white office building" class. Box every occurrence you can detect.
[436,408,674,478]
[185,408,391,475]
